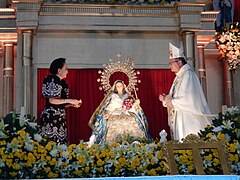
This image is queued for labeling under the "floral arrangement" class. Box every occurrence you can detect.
[0,106,239,178]
[199,106,240,174]
[43,0,172,5]
[122,97,134,111]
[216,22,240,70]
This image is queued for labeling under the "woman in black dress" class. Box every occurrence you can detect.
[40,57,82,144]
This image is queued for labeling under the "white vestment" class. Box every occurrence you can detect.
[163,64,212,141]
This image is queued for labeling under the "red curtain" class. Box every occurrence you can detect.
[234,0,240,22]
[37,69,175,144]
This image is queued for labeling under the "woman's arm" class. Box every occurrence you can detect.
[49,98,82,108]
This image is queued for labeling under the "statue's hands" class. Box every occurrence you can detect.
[103,112,109,118]
[135,99,140,105]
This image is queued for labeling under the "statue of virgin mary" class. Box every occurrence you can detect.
[88,80,150,146]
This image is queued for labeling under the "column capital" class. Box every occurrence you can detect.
[12,0,43,32]
[175,2,204,34]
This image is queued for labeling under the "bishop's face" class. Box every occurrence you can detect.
[169,58,181,73]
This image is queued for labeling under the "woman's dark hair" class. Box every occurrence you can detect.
[176,57,187,65]
[49,57,66,75]
[113,80,127,94]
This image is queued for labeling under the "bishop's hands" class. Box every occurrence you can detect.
[159,93,174,109]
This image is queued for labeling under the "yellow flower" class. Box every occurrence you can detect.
[10,172,17,177]
[206,133,212,138]
[48,171,58,178]
[26,152,36,166]
[96,159,104,166]
[228,143,236,153]
[45,142,55,151]
[205,154,213,161]
[186,150,192,156]
[6,159,13,167]
[157,150,163,159]
[217,132,225,140]
[77,155,85,165]
[96,167,103,173]
[147,169,157,176]
[44,167,51,173]
[0,140,6,145]
[46,155,51,161]
[213,158,220,166]
[17,130,26,137]
[12,163,21,170]
[118,157,126,167]
[187,164,194,172]
[85,166,90,173]
[73,170,83,176]
[49,157,57,166]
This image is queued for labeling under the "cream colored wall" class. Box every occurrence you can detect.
[33,32,178,68]
[205,55,223,114]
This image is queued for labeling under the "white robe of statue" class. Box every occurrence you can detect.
[164,64,212,141]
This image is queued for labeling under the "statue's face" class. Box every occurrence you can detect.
[115,82,124,94]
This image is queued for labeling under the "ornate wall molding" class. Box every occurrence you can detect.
[40,4,176,16]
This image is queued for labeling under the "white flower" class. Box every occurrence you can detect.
[7,141,21,152]
[25,143,34,151]
[203,160,212,167]
[18,115,30,127]
[210,134,218,140]
[225,133,231,141]
[23,134,32,143]
[34,134,42,142]
[58,144,68,151]
[225,106,239,115]
[0,119,8,131]
[221,120,233,130]
[212,126,222,132]
[0,158,5,167]
[50,147,58,157]
[62,150,69,159]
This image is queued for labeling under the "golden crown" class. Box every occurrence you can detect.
[97,52,140,95]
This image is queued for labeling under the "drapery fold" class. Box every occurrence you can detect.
[37,69,175,144]
[234,0,240,22]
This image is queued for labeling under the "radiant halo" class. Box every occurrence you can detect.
[97,52,140,95]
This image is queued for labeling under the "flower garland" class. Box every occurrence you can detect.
[216,22,240,70]
[0,106,240,178]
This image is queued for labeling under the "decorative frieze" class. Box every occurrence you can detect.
[40,5,176,16]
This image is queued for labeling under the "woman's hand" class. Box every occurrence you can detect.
[67,99,82,108]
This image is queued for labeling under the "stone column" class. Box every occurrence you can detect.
[197,44,207,98]
[182,32,196,71]
[2,42,14,116]
[21,30,33,115]
[222,59,234,106]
